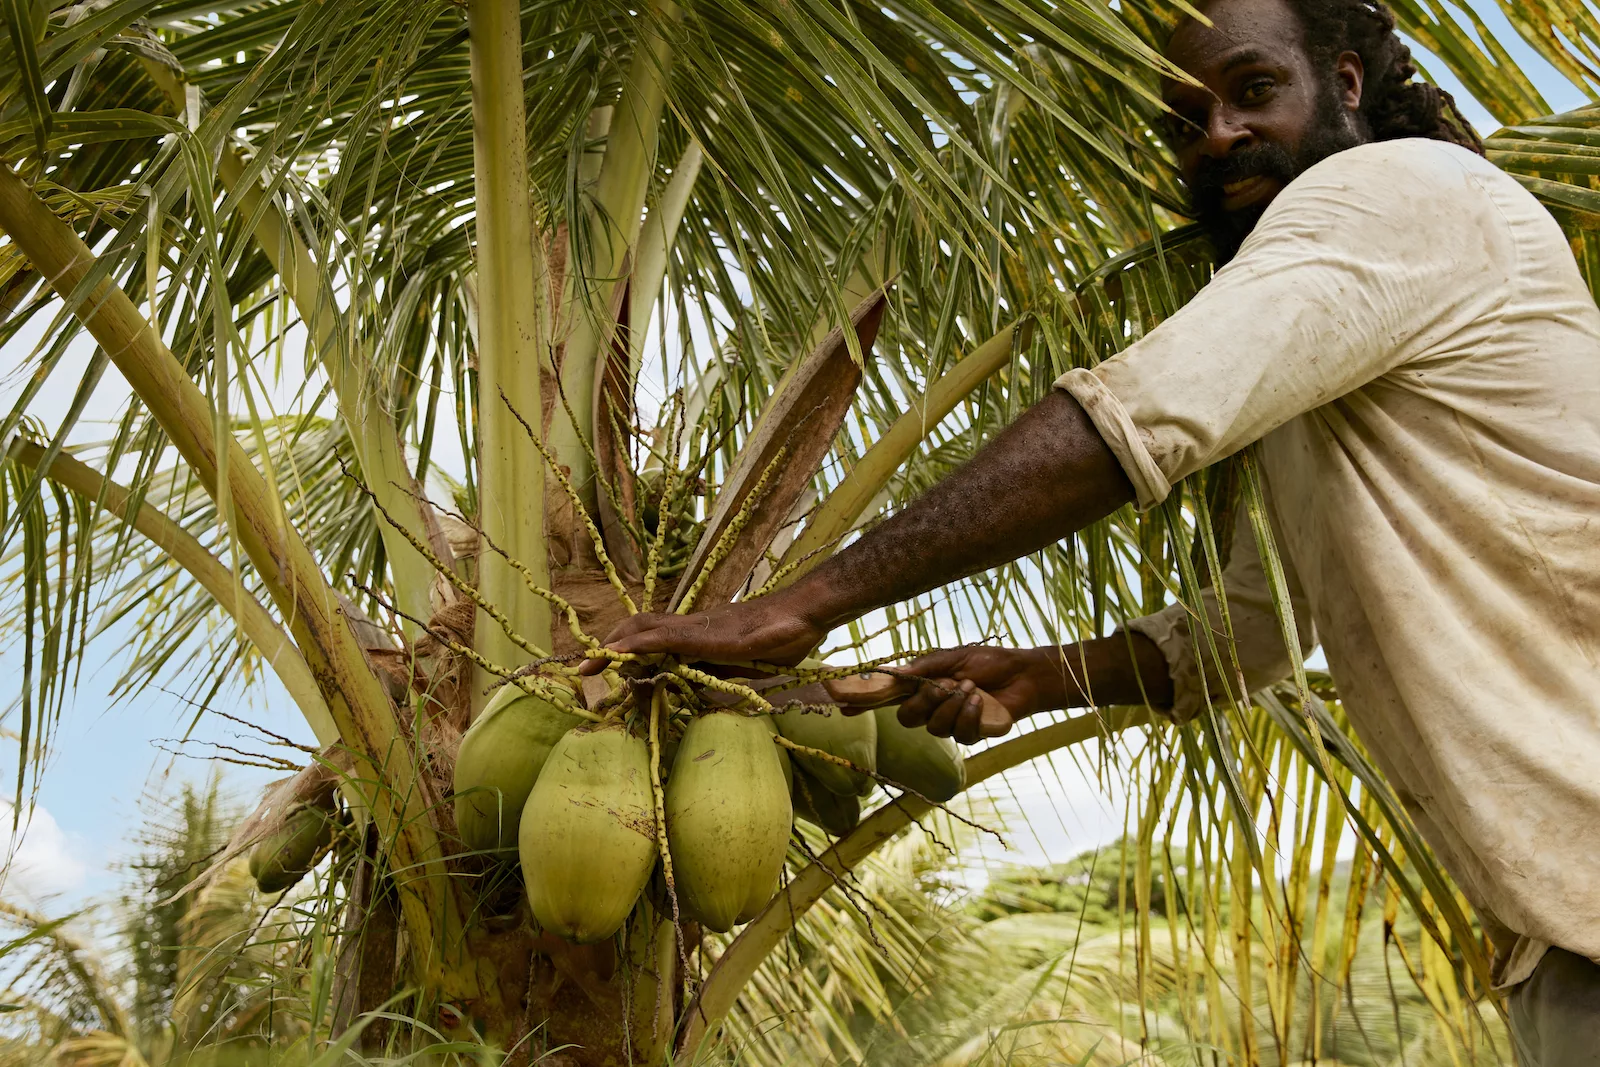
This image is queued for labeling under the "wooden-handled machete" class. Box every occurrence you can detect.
[694,669,1014,741]
[824,671,1013,740]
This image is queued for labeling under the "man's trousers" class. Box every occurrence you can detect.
[1509,948,1600,1065]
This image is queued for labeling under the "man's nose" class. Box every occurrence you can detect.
[1199,106,1254,158]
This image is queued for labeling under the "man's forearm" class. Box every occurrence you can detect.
[783,390,1135,629]
[1022,632,1174,712]
[885,631,1175,741]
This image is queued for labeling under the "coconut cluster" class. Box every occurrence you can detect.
[449,678,967,943]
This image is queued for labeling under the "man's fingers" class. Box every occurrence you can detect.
[922,693,965,738]
[898,676,971,726]
[598,612,679,652]
[923,679,977,738]
[895,676,1012,744]
[898,648,971,680]
[897,695,932,728]
[578,613,683,675]
[897,678,950,725]
[952,692,992,745]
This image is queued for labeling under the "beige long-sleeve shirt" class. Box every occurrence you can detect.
[1058,138,1600,988]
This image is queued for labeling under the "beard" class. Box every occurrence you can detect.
[1188,83,1368,261]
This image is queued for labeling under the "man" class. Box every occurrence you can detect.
[590,0,1600,1057]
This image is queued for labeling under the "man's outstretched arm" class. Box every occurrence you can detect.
[879,636,1174,744]
[587,389,1136,668]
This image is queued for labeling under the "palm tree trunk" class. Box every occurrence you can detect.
[331,823,400,1049]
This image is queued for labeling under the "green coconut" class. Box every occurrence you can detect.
[453,684,583,854]
[873,706,967,802]
[791,768,862,836]
[520,722,657,943]
[771,701,876,796]
[249,803,335,894]
[666,712,792,932]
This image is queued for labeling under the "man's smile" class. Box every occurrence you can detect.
[1221,173,1282,211]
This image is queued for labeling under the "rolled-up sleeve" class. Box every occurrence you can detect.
[1057,140,1511,510]
[1125,515,1316,721]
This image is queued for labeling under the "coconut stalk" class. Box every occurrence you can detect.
[670,290,885,609]
[468,0,552,709]
[628,138,702,379]
[0,162,471,995]
[774,320,1027,586]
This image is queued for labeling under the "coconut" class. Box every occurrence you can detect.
[873,706,966,802]
[791,768,862,836]
[665,712,792,932]
[453,685,583,855]
[249,803,335,894]
[520,722,657,943]
[771,702,876,796]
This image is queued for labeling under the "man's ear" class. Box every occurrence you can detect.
[1336,50,1365,112]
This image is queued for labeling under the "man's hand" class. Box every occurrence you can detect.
[580,591,827,675]
[889,646,1055,744]
[818,646,1057,745]
[827,635,1175,744]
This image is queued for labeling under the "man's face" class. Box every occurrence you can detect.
[1161,0,1367,256]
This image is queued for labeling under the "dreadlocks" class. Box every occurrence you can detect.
[1289,0,1484,154]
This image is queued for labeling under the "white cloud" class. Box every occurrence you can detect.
[0,802,90,902]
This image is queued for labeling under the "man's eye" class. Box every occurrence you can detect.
[1240,78,1275,103]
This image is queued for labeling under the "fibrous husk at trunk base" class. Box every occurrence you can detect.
[410,595,478,738]
[546,508,649,660]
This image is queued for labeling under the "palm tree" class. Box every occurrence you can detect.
[1,0,1598,1060]
[0,778,311,1066]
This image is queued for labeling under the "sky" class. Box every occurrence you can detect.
[0,9,1591,930]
